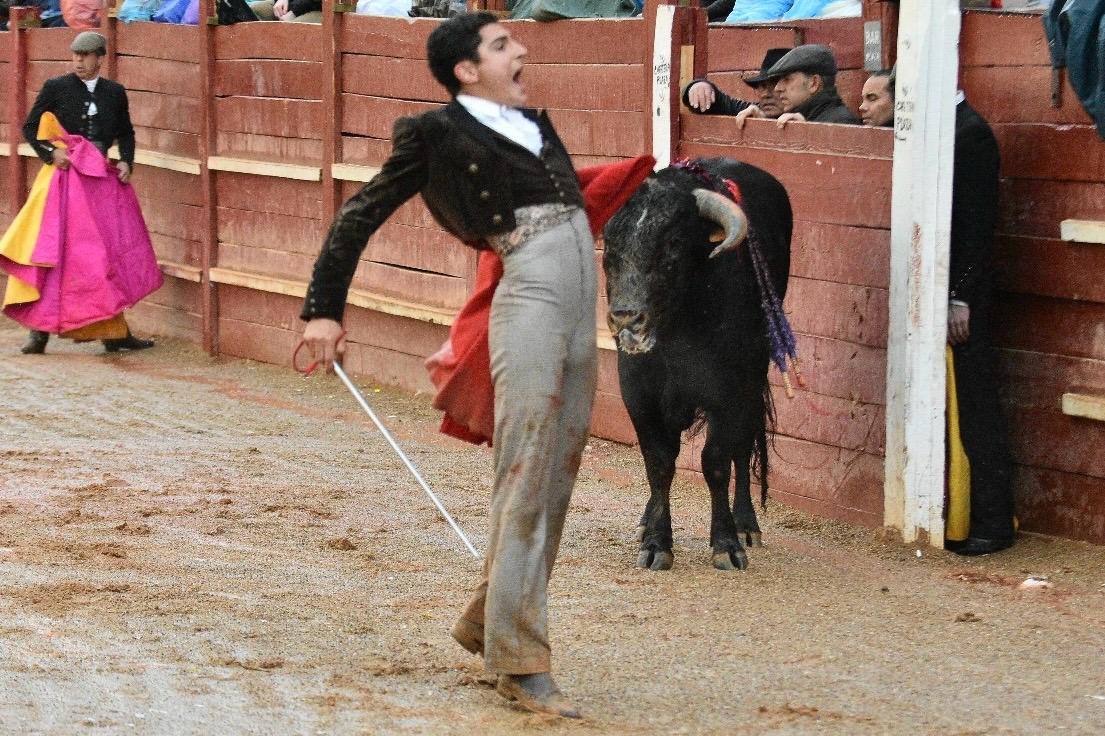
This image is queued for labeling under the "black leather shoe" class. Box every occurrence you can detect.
[20,330,49,354]
[946,536,1014,556]
[103,334,155,353]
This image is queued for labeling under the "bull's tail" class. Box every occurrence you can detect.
[753,377,775,509]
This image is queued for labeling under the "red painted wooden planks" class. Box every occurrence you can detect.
[24,28,79,61]
[129,300,202,341]
[706,26,801,73]
[217,243,317,282]
[591,390,636,446]
[217,206,325,255]
[133,127,202,159]
[341,94,440,138]
[25,60,69,92]
[1005,402,1105,480]
[340,136,392,167]
[772,384,885,455]
[790,221,890,289]
[995,123,1105,184]
[785,276,889,349]
[350,260,467,310]
[214,59,324,101]
[340,14,437,61]
[116,56,201,98]
[214,23,324,62]
[960,11,1050,68]
[544,108,647,158]
[993,293,1105,362]
[1015,465,1105,544]
[996,235,1105,304]
[216,173,324,220]
[780,333,886,406]
[341,55,447,103]
[116,21,202,64]
[508,18,648,65]
[366,222,471,279]
[214,131,323,164]
[128,89,203,133]
[524,64,645,112]
[682,113,893,158]
[998,178,1105,240]
[214,96,323,139]
[341,306,449,358]
[149,232,202,267]
[962,66,1093,126]
[132,167,206,207]
[681,139,892,229]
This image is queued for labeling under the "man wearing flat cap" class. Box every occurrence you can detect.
[681,48,789,121]
[18,30,155,355]
[739,44,859,128]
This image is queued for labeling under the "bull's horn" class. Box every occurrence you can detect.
[693,188,749,258]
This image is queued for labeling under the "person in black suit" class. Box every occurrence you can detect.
[20,31,153,355]
[944,96,1016,556]
[301,12,594,718]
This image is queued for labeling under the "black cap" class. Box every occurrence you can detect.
[763,44,838,80]
[743,48,792,86]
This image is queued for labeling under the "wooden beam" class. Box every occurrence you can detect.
[199,0,220,356]
[1060,219,1105,245]
[884,0,961,548]
[159,261,203,282]
[207,156,322,182]
[331,163,381,183]
[206,266,620,351]
[16,143,36,157]
[1062,393,1105,422]
[0,143,9,157]
[8,7,32,219]
[104,145,202,175]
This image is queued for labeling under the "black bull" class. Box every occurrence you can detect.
[602,158,792,571]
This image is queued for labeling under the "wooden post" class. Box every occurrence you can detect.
[198,0,219,355]
[100,0,118,80]
[644,0,697,170]
[884,0,960,547]
[323,1,344,225]
[7,6,36,214]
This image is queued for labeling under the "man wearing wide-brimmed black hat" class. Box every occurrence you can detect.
[681,48,789,120]
[740,44,859,128]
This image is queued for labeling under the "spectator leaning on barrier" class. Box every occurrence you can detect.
[859,68,894,127]
[682,48,789,121]
[248,0,321,22]
[739,44,859,128]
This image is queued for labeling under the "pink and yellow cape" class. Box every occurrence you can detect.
[0,113,162,340]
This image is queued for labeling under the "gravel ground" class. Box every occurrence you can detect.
[1,321,1104,736]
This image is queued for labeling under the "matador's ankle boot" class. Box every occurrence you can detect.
[21,330,49,354]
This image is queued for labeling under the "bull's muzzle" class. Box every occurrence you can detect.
[608,308,655,354]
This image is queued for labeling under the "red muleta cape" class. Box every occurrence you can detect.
[424,155,656,445]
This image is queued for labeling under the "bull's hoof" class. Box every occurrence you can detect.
[637,549,674,571]
[635,524,646,542]
[711,548,748,571]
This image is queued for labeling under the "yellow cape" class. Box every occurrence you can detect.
[945,346,971,542]
[0,113,67,308]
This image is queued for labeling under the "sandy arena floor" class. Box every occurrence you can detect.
[1,322,1104,736]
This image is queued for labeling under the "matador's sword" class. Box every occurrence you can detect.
[294,338,480,559]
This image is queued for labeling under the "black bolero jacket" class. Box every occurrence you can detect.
[301,100,576,322]
[23,73,136,166]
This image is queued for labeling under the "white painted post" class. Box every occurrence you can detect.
[650,3,676,170]
[884,0,962,547]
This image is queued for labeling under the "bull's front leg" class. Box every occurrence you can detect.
[634,429,681,571]
[702,428,748,571]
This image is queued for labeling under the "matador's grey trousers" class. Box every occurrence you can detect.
[458,207,597,675]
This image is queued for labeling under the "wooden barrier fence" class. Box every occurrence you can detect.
[1,5,1102,543]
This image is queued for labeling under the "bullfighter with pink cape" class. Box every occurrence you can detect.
[0,113,162,350]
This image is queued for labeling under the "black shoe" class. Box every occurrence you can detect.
[103,334,155,353]
[946,536,1015,556]
[20,330,49,354]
